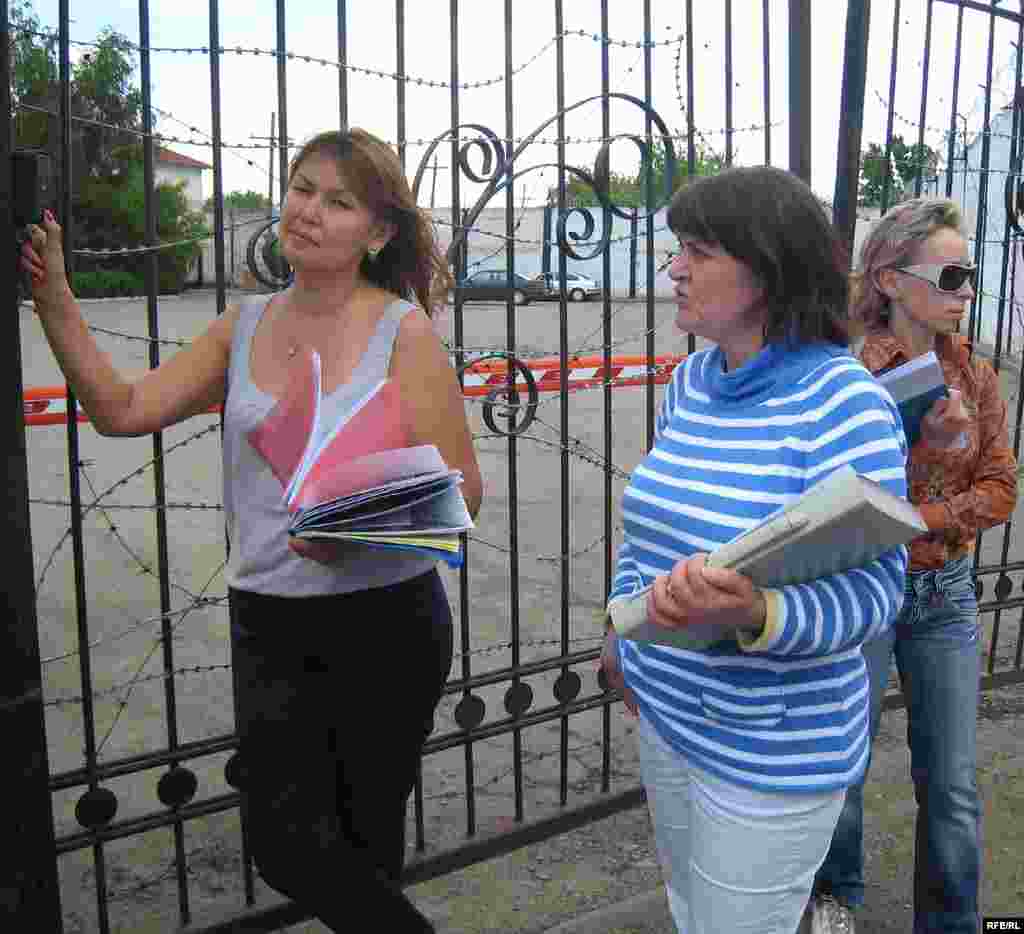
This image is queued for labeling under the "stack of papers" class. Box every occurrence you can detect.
[608,464,926,650]
[288,444,472,565]
[876,350,948,447]
[246,350,473,567]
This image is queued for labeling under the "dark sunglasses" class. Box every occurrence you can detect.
[895,262,977,293]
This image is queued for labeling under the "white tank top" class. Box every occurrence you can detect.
[222,294,435,595]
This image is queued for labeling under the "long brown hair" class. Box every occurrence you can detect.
[288,128,451,316]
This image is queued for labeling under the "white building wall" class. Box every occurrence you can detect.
[935,107,1020,356]
[155,165,205,211]
[429,205,679,297]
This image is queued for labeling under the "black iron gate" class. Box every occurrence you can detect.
[833,0,1024,709]
[3,1,1022,931]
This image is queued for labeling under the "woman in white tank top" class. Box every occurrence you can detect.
[23,128,481,932]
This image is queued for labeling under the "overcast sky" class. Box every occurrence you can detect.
[34,0,1017,211]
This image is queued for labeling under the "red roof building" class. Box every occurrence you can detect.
[154,146,211,170]
[154,146,210,208]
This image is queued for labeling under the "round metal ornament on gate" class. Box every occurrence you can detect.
[245,218,293,291]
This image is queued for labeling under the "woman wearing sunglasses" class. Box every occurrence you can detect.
[808,198,1017,934]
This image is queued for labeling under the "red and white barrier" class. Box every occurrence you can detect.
[459,352,686,397]
[23,352,687,426]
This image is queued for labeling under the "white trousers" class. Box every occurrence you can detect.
[636,713,845,934]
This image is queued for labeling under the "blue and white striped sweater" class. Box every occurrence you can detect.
[613,341,908,792]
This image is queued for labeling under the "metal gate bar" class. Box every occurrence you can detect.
[6,3,1024,933]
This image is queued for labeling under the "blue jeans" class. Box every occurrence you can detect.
[815,555,981,934]
[812,623,894,908]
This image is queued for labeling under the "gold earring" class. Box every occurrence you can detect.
[367,246,380,260]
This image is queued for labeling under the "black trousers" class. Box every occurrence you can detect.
[229,571,453,932]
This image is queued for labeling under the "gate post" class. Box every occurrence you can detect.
[833,0,872,252]
[541,200,552,277]
[0,4,63,930]
[788,0,812,184]
[629,206,638,299]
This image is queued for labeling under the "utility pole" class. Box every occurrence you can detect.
[268,112,275,215]
[430,153,441,211]
[250,112,277,215]
[428,154,449,216]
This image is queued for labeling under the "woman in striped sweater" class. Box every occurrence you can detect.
[600,166,909,933]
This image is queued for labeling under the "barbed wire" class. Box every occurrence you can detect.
[97,731,637,903]
[489,416,632,482]
[460,353,676,420]
[870,89,1013,143]
[32,496,223,511]
[91,322,193,348]
[41,599,226,666]
[535,531,616,563]
[72,295,678,357]
[464,187,533,272]
[17,97,775,159]
[930,165,1024,178]
[33,423,221,594]
[78,465,215,604]
[66,211,670,260]
[562,299,677,359]
[431,215,672,250]
[422,732,638,804]
[468,526,620,564]
[93,553,228,755]
[15,8,1024,770]
[39,189,671,260]
[15,98,286,155]
[151,104,274,180]
[28,369,647,707]
[68,216,267,260]
[30,408,640,683]
[44,662,231,710]
[672,33,726,162]
[74,236,210,257]
[39,633,610,713]
[16,24,682,93]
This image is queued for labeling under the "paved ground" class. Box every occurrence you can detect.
[406,682,1024,934]
[18,290,1024,932]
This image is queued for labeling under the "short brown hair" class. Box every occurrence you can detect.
[289,128,451,316]
[667,166,851,346]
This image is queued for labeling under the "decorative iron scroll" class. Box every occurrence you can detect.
[245,217,293,290]
[413,92,677,264]
[244,95,676,290]
[457,352,540,437]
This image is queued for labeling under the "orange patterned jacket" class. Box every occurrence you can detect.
[861,331,1018,572]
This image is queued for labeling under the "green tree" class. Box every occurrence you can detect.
[556,138,725,209]
[9,3,206,294]
[72,30,143,179]
[859,135,939,207]
[76,144,207,293]
[205,190,273,212]
[9,5,142,193]
[9,0,56,101]
[9,0,59,151]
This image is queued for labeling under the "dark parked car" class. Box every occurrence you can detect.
[453,269,547,305]
[533,271,603,301]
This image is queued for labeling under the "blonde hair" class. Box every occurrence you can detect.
[288,128,452,316]
[854,198,966,330]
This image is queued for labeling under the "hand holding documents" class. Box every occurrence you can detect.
[876,350,948,447]
[608,465,927,650]
[246,350,474,567]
